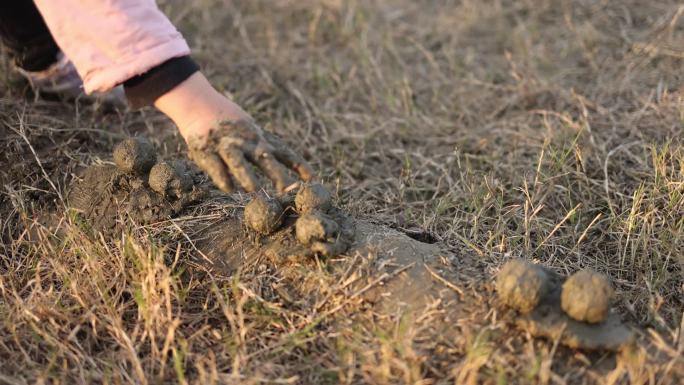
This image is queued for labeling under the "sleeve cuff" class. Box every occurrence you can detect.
[123,55,199,109]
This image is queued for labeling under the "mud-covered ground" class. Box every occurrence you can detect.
[2,1,684,384]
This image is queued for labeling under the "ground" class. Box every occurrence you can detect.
[1,0,683,384]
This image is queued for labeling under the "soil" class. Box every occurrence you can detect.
[295,183,332,213]
[148,161,193,199]
[69,140,203,234]
[295,212,339,244]
[496,259,549,314]
[112,137,157,175]
[509,266,632,351]
[70,139,635,355]
[193,210,461,315]
[495,263,632,351]
[561,269,614,323]
[244,196,284,234]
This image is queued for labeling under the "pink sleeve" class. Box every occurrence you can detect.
[33,0,190,93]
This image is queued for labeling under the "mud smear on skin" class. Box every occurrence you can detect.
[187,121,313,193]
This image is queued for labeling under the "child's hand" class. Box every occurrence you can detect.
[154,72,313,193]
[186,120,313,192]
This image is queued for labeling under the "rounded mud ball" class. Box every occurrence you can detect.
[244,196,284,235]
[295,212,339,245]
[561,269,613,324]
[295,183,332,214]
[148,161,193,199]
[496,259,549,314]
[113,137,157,175]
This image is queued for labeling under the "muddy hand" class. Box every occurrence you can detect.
[187,120,314,193]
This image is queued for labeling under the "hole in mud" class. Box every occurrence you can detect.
[398,228,439,244]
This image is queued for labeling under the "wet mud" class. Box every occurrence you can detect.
[497,264,633,351]
[113,137,157,175]
[68,138,203,233]
[561,269,614,323]
[244,196,284,235]
[294,183,332,213]
[148,161,194,199]
[497,259,549,314]
[70,137,636,354]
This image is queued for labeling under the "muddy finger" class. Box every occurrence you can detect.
[190,151,235,192]
[218,145,259,192]
[253,153,295,192]
[263,131,315,181]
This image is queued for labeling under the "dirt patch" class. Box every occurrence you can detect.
[195,213,461,314]
[193,183,461,319]
[68,139,203,233]
[71,142,637,354]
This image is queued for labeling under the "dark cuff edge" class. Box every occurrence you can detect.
[123,56,200,109]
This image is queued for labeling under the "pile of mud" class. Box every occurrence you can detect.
[68,138,458,318]
[70,137,637,354]
[68,137,204,232]
[496,260,634,351]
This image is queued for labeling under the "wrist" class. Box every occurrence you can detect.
[153,72,251,141]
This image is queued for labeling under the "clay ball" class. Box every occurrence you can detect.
[496,259,549,314]
[295,183,332,214]
[295,212,339,245]
[148,161,193,199]
[244,196,284,235]
[561,269,613,324]
[113,137,157,175]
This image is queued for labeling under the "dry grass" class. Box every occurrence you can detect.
[1,0,684,383]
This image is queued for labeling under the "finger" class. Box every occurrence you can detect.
[263,131,315,181]
[252,153,295,192]
[218,145,259,192]
[190,151,234,192]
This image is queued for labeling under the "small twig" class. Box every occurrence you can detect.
[321,262,416,318]
[534,203,581,254]
[247,262,416,360]
[170,221,213,265]
[10,113,66,208]
[424,263,464,296]
[603,141,641,216]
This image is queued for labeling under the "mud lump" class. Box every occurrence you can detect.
[70,138,202,233]
[295,212,339,244]
[497,259,549,314]
[113,137,157,175]
[244,196,284,235]
[148,161,193,199]
[295,183,332,214]
[561,269,613,323]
